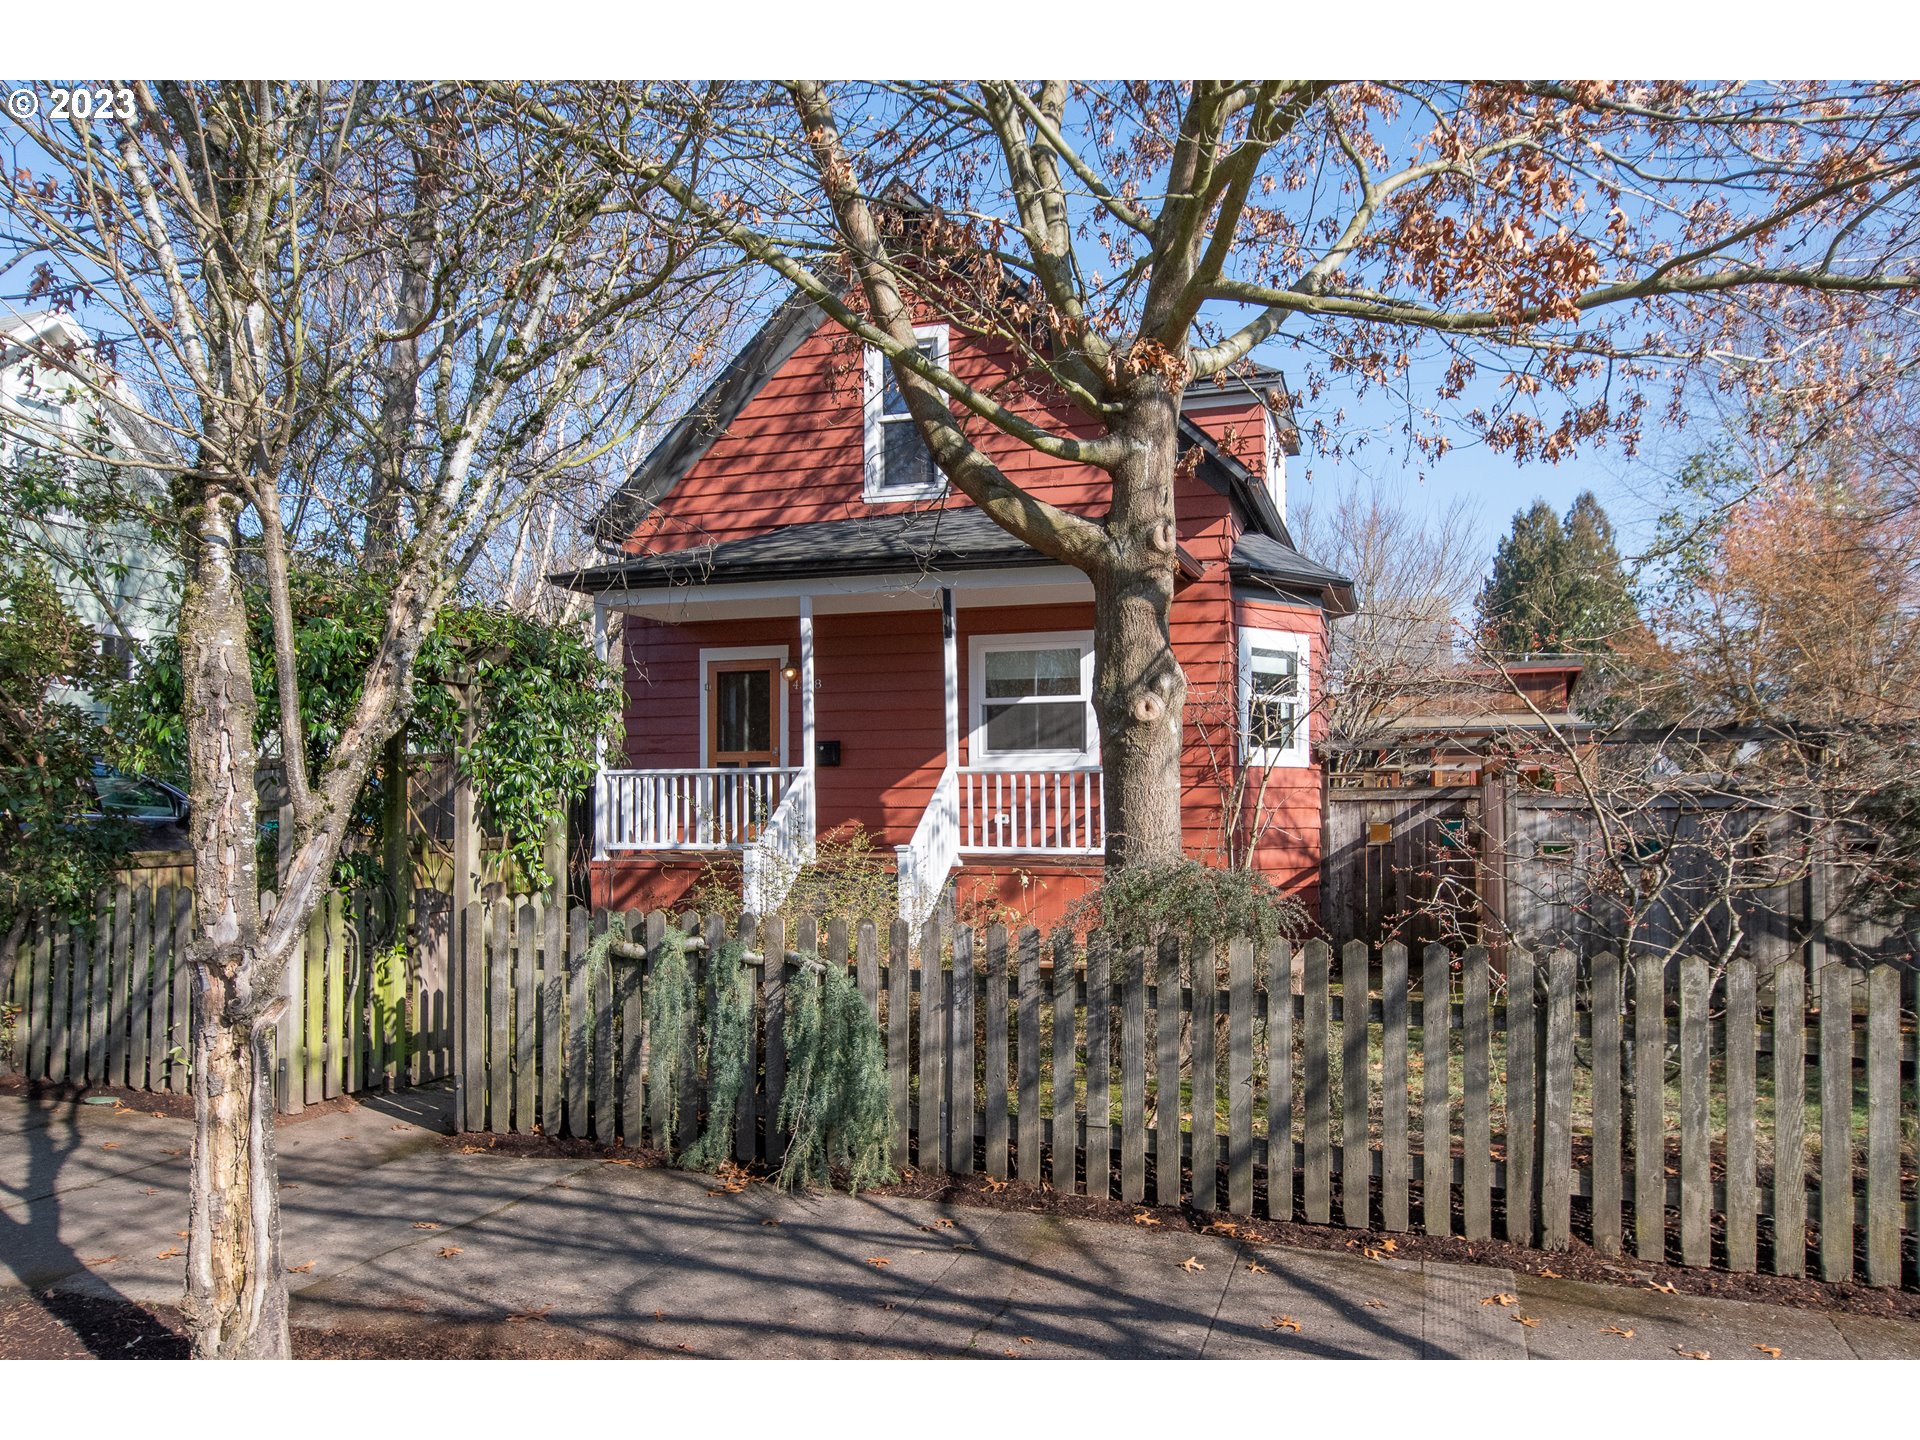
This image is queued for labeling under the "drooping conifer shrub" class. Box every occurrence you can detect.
[776,953,893,1194]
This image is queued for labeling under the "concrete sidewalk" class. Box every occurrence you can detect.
[3,1088,1915,1360]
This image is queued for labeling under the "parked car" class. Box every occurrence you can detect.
[86,761,191,846]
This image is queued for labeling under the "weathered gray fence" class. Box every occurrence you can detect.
[1325,786,1919,966]
[448,903,1919,1290]
[2,884,453,1111]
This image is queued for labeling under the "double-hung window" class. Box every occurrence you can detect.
[862,325,950,501]
[1238,627,1310,767]
[968,631,1097,768]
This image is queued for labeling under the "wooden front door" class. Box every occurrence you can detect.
[706,657,781,768]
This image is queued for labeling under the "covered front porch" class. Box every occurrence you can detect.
[572,513,1109,923]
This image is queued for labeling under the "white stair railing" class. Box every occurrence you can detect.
[743,770,815,917]
[896,763,960,930]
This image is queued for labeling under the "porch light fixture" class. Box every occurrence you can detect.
[781,663,801,684]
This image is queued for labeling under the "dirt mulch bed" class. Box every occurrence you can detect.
[0,1288,696,1360]
[0,1289,191,1359]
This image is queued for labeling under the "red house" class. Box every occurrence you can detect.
[552,295,1354,928]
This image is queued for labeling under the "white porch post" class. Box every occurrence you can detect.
[800,594,817,851]
[592,598,611,860]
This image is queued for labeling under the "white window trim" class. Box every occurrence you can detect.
[697,644,790,769]
[966,629,1098,771]
[1239,626,1311,768]
[862,324,951,503]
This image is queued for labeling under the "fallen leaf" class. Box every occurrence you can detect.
[1003,1349,1019,1358]
[412,1221,439,1229]
[506,1306,552,1324]
[1361,1247,1386,1260]
[391,1123,409,1130]
[1179,1256,1206,1273]
[1264,1315,1302,1333]
[163,1148,184,1157]
[438,1246,462,1259]
[174,1231,187,1239]
[155,1247,182,1260]
[151,1111,165,1119]
[1674,1346,1711,1360]
[1132,1212,1162,1226]
[1753,1344,1782,1359]
[1601,1326,1636,1339]
[1017,1336,1035,1345]
[866,1256,891,1268]
[1480,1292,1519,1307]
[654,1310,665,1320]
[982,1175,1009,1193]
[1379,1238,1397,1253]
[675,1341,692,1352]
[1246,1260,1269,1275]
[760,1218,782,1227]
[1365,1300,1388,1310]
[1207,1221,1240,1237]
[83,1255,121,1266]
[1538,1266,1561,1278]
[1648,1280,1679,1295]
[1514,1315,1540,1328]
[287,1260,317,1274]
[101,1142,119,1150]
[142,1188,158,1196]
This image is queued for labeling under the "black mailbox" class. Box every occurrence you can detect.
[816,740,842,767]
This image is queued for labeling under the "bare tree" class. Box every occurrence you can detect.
[1291,475,1483,765]
[517,80,1920,874]
[2,81,734,1357]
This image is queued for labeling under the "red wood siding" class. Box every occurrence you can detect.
[621,314,1241,562]
[596,313,1330,917]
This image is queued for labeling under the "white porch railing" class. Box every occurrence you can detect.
[743,770,814,917]
[597,766,804,851]
[895,763,960,928]
[957,764,1104,855]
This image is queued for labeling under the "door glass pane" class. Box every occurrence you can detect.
[717,668,772,754]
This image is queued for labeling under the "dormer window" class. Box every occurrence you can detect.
[863,325,949,502]
[1263,407,1287,520]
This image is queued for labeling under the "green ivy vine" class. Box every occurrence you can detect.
[113,568,619,890]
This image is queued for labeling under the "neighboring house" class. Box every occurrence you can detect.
[0,307,178,711]
[1334,657,1589,789]
[551,294,1354,926]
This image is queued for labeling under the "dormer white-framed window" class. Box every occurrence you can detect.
[1238,627,1310,768]
[863,324,950,502]
[1262,408,1287,519]
[968,630,1098,769]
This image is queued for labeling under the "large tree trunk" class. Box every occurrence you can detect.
[1094,384,1189,870]
[177,479,292,1359]
[184,966,289,1358]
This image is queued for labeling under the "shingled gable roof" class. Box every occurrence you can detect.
[588,284,1312,551]
[555,503,1355,616]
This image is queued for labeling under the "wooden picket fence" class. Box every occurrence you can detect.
[451,902,1918,1290]
[2,884,452,1111]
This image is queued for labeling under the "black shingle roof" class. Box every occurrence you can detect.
[554,507,1354,613]
[1231,533,1357,615]
[554,509,1048,594]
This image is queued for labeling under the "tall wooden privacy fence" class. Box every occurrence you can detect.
[2,884,453,1111]
[454,903,1919,1290]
